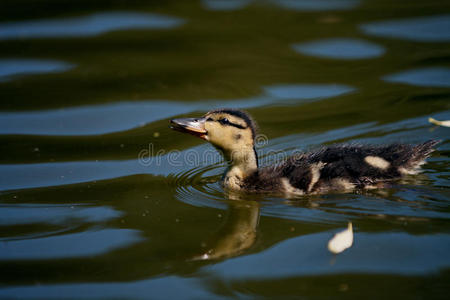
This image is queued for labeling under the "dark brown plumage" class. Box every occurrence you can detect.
[242,141,439,194]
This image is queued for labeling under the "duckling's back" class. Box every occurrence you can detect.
[245,140,439,195]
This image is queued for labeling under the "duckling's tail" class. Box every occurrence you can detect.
[398,140,440,175]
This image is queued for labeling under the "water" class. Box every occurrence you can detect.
[0,0,449,299]
[0,12,185,40]
[292,38,385,59]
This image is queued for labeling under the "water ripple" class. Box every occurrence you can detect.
[0,83,355,136]
[0,204,122,226]
[205,231,450,278]
[0,276,210,299]
[383,67,450,88]
[292,38,385,60]
[0,228,144,260]
[0,59,74,82]
[274,0,360,11]
[0,143,222,191]
[264,84,355,100]
[361,14,450,42]
[202,0,251,11]
[171,164,226,209]
[0,12,185,40]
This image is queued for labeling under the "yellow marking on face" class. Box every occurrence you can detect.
[205,113,248,128]
[203,112,253,151]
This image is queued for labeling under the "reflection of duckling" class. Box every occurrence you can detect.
[192,201,260,261]
[170,109,438,195]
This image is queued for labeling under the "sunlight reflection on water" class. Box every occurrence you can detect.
[202,0,361,11]
[0,59,74,81]
[292,38,385,60]
[275,0,360,11]
[202,0,251,11]
[264,84,354,99]
[206,231,450,278]
[361,14,450,42]
[0,84,354,135]
[0,276,211,300]
[0,205,122,226]
[0,229,143,260]
[383,67,450,88]
[0,12,185,40]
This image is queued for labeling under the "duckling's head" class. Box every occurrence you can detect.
[170,108,257,159]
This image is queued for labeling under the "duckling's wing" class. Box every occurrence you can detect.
[281,140,439,193]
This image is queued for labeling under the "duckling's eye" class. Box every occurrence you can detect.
[206,117,213,122]
[219,118,230,125]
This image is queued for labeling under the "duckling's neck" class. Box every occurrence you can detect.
[222,145,258,190]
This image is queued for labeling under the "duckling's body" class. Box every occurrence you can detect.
[238,142,437,194]
[170,109,438,196]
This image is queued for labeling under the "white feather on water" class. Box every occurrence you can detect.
[429,117,450,127]
[328,222,353,254]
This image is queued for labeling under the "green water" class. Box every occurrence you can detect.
[0,0,449,299]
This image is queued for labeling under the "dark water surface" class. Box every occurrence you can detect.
[0,0,449,299]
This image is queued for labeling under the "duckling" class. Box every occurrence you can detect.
[170,109,439,195]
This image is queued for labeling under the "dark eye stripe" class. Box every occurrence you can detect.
[220,120,247,129]
[211,117,247,129]
[226,121,246,129]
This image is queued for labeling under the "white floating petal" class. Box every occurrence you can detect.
[328,222,353,254]
[429,117,450,127]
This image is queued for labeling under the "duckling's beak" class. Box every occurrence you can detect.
[170,117,207,140]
